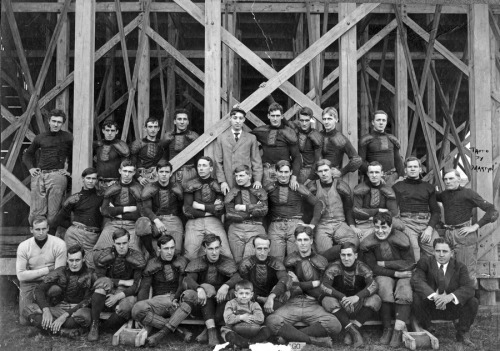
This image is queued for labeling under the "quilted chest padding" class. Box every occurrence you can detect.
[201,184,216,203]
[298,133,308,152]
[117,187,130,206]
[99,144,112,162]
[297,259,322,282]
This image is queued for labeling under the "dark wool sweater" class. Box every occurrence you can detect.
[94,139,129,179]
[141,182,183,220]
[437,186,499,227]
[358,130,404,175]
[393,178,441,228]
[51,188,103,228]
[23,131,73,170]
[320,129,362,176]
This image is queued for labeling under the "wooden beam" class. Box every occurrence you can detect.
[374,14,391,111]
[204,0,222,157]
[339,3,358,187]
[429,63,472,177]
[137,0,150,137]
[305,2,321,105]
[104,14,116,125]
[172,0,325,122]
[55,0,70,124]
[468,4,497,305]
[1,106,36,141]
[0,164,30,205]
[406,5,443,157]
[72,0,95,193]
[394,5,443,189]
[394,24,408,158]
[403,16,469,76]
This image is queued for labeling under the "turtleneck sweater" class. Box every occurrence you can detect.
[393,177,440,228]
[51,187,103,228]
[23,130,73,170]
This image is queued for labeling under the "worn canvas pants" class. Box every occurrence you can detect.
[184,217,232,260]
[445,225,478,287]
[29,171,67,225]
[401,215,439,261]
[314,219,358,253]
[228,222,265,263]
[65,222,100,269]
[268,218,301,262]
[24,301,91,327]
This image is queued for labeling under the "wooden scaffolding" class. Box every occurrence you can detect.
[1,0,499,304]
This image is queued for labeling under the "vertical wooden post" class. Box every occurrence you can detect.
[468,4,496,305]
[359,26,370,136]
[394,27,408,158]
[105,14,116,123]
[294,15,305,95]
[339,3,358,187]
[162,15,177,137]
[426,14,436,173]
[56,0,69,129]
[308,13,321,105]
[204,0,221,157]
[138,1,150,137]
[72,0,95,193]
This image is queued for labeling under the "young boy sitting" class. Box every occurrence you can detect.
[221,280,272,349]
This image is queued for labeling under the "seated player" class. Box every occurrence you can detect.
[321,242,381,348]
[353,161,403,240]
[50,167,102,268]
[93,160,142,253]
[220,280,272,348]
[16,216,67,325]
[23,245,95,338]
[411,238,478,347]
[306,159,358,254]
[164,234,241,346]
[265,160,324,261]
[88,228,146,341]
[132,235,192,345]
[266,226,341,348]
[225,165,268,264]
[239,235,292,315]
[135,160,184,257]
[361,212,415,347]
[183,156,232,260]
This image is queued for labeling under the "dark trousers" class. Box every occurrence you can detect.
[412,294,478,333]
[190,297,226,325]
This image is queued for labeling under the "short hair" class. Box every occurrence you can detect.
[31,216,48,227]
[145,117,160,127]
[275,159,291,172]
[102,120,119,130]
[314,159,332,171]
[120,159,135,169]
[67,244,85,257]
[198,156,213,167]
[112,228,130,241]
[82,167,97,178]
[202,234,222,248]
[372,110,388,121]
[433,237,454,250]
[268,102,283,114]
[174,108,190,119]
[372,212,393,226]
[404,156,422,168]
[235,280,254,291]
[230,105,246,117]
[233,165,251,176]
[294,225,313,239]
[48,109,67,123]
[252,234,271,247]
[340,242,358,253]
[156,159,173,172]
[299,107,313,118]
[442,168,461,180]
[367,161,383,170]
[157,235,175,248]
[322,107,338,120]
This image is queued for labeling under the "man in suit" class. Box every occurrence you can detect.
[214,106,263,195]
[411,238,478,347]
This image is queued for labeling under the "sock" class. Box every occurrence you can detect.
[141,235,156,257]
[299,322,329,337]
[394,319,406,331]
[355,307,373,326]
[380,302,393,329]
[333,309,351,328]
[102,313,127,331]
[251,326,272,343]
[395,304,411,325]
[91,293,106,322]
[226,331,250,348]
[62,317,78,329]
[277,323,311,343]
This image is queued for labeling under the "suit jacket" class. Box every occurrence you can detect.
[214,129,263,188]
[411,255,474,305]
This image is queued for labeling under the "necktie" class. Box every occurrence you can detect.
[234,132,240,142]
[438,264,446,294]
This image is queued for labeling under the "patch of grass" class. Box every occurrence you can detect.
[1,303,498,351]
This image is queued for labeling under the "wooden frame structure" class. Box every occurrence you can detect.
[1,1,499,304]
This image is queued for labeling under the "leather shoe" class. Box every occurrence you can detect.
[456,332,475,347]
[389,329,403,348]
